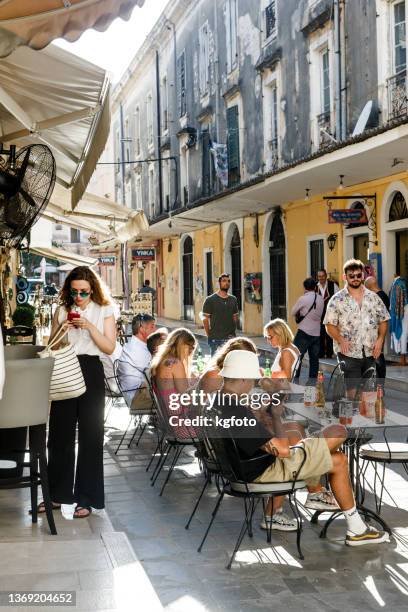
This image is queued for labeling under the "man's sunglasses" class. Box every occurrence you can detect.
[347,273,363,279]
[70,289,91,298]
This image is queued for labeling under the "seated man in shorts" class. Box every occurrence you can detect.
[208,349,389,547]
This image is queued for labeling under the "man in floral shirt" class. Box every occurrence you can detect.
[324,259,390,390]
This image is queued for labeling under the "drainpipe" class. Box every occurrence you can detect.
[340,0,347,140]
[334,0,342,140]
[119,102,130,308]
[156,50,164,215]
[214,0,220,142]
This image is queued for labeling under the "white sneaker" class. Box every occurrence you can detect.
[304,488,339,511]
[345,526,390,547]
[260,511,298,532]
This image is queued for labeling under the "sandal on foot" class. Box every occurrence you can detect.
[73,506,92,519]
[29,501,61,515]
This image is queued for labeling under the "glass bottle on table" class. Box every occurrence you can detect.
[375,384,385,424]
[196,347,204,374]
[315,371,325,408]
[264,358,272,378]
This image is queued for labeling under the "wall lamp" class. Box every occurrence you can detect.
[327,233,338,251]
[305,188,311,201]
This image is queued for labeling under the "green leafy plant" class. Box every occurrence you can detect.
[12,304,35,328]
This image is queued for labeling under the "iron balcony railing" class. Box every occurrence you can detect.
[269,137,279,171]
[387,70,407,121]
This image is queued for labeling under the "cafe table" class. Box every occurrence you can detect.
[282,394,408,537]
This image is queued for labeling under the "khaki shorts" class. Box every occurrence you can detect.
[130,386,153,412]
[254,437,333,487]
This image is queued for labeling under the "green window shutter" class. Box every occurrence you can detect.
[227,105,240,185]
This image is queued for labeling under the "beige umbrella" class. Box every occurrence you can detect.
[0,0,145,58]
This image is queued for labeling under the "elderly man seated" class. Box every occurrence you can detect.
[208,349,389,547]
[117,314,156,410]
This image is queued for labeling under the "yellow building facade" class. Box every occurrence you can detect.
[159,170,408,338]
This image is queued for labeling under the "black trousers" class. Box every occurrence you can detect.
[47,355,105,509]
[319,323,334,358]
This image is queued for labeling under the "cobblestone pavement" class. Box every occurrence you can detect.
[104,388,408,612]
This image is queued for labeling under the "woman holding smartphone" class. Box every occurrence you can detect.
[42,266,116,518]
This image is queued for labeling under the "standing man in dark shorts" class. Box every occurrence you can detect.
[202,273,239,355]
[324,259,390,396]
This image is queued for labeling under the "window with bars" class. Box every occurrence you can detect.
[227,105,240,187]
[205,251,213,296]
[265,1,277,39]
[309,239,324,279]
[177,50,187,117]
[199,23,210,94]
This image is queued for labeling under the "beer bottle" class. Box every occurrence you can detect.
[375,384,385,424]
[196,348,204,374]
[315,371,325,409]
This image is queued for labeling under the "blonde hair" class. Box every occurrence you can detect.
[264,318,294,348]
[151,328,197,376]
[209,337,257,372]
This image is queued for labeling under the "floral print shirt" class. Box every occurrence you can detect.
[323,287,390,359]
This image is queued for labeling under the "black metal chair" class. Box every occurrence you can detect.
[198,421,307,569]
[104,373,123,425]
[113,360,153,454]
[148,380,196,496]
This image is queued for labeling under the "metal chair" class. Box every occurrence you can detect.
[359,433,408,514]
[149,380,196,496]
[198,421,307,569]
[0,357,56,535]
[113,359,153,454]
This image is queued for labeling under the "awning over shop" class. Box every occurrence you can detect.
[0,0,145,57]
[29,245,97,268]
[43,184,149,242]
[0,44,110,207]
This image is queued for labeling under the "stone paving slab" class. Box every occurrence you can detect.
[103,406,408,612]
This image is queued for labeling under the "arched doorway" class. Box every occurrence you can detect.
[390,192,408,278]
[344,201,369,264]
[382,183,408,292]
[182,236,194,321]
[230,227,242,323]
[269,214,286,320]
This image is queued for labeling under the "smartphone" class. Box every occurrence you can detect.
[67,311,80,322]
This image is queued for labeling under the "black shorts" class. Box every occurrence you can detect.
[337,353,376,388]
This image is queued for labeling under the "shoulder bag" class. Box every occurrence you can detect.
[38,325,86,401]
[295,294,317,325]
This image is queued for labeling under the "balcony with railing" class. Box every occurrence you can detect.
[387,71,407,121]
[317,111,335,149]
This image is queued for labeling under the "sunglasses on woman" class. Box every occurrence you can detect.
[70,289,91,298]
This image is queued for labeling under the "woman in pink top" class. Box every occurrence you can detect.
[151,328,198,439]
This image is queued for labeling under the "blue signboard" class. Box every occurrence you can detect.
[328,209,368,224]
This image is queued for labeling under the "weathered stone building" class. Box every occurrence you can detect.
[108,0,408,336]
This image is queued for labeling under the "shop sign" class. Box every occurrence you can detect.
[328,209,368,224]
[98,256,116,266]
[131,248,156,261]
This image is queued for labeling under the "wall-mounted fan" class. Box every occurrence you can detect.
[0,143,56,248]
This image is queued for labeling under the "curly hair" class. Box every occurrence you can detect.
[59,266,111,310]
[151,328,197,376]
[209,337,257,372]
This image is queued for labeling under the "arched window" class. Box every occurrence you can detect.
[230,226,242,312]
[389,191,408,222]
